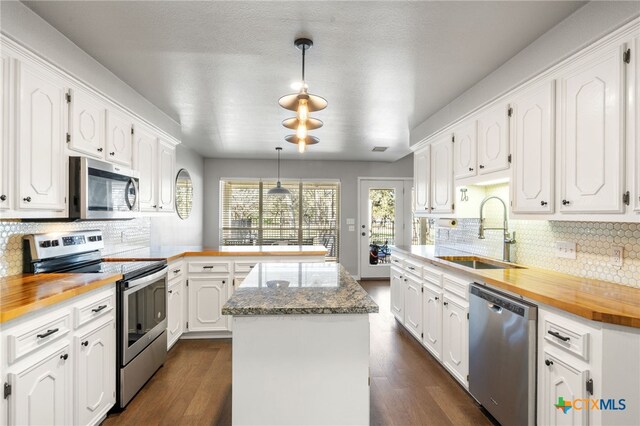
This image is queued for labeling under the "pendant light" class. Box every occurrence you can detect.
[267,147,291,196]
[279,38,326,153]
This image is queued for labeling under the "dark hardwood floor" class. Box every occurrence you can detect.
[104,279,491,426]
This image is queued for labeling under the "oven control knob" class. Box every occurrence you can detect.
[51,240,59,247]
[39,240,52,248]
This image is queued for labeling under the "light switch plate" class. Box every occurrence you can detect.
[555,241,577,259]
[346,218,355,225]
[610,246,623,267]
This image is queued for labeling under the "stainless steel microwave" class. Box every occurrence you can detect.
[69,156,140,220]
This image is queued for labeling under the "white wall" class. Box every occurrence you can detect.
[0,0,181,139]
[150,144,205,246]
[203,156,413,275]
[411,1,640,145]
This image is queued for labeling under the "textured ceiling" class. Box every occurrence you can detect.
[23,1,585,161]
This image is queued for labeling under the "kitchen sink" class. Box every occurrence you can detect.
[436,256,526,270]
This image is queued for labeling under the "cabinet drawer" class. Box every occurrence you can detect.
[188,261,230,274]
[543,316,590,361]
[234,261,258,274]
[443,274,470,300]
[74,291,115,329]
[404,258,423,278]
[6,311,71,364]
[390,255,404,268]
[423,264,443,286]
[168,261,184,280]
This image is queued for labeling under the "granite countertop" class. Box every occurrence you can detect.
[392,245,640,328]
[103,245,328,262]
[222,263,379,316]
[0,273,122,324]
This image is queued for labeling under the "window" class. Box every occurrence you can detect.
[220,179,340,260]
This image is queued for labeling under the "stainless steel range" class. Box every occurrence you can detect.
[23,230,168,409]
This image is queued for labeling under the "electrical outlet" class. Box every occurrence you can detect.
[555,241,577,259]
[610,246,624,267]
[348,225,355,232]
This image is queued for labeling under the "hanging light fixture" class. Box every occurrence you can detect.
[279,38,326,153]
[267,147,291,196]
[284,134,319,153]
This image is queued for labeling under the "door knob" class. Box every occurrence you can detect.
[23,196,31,202]
[479,165,485,169]
[540,201,548,206]
[60,353,69,361]
[469,167,474,172]
[81,341,88,347]
[97,148,103,152]
[545,359,553,366]
[110,152,115,156]
[361,232,366,236]
[562,200,570,206]
[0,195,5,201]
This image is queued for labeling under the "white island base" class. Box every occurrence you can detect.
[232,314,371,426]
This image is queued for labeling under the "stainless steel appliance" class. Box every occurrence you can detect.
[469,283,537,426]
[23,230,167,410]
[69,156,140,220]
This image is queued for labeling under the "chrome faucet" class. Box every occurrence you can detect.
[478,196,516,262]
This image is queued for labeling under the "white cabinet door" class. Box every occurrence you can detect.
[453,120,477,180]
[133,126,158,211]
[9,346,71,426]
[105,108,133,167]
[430,135,454,213]
[188,277,230,332]
[390,267,404,323]
[75,320,115,426]
[17,61,66,211]
[413,146,430,213]
[403,274,422,340]
[68,88,105,159]
[157,139,176,212]
[540,351,589,426]
[442,295,468,386]
[477,103,510,175]
[0,52,10,210]
[512,81,555,213]
[559,45,625,213]
[634,37,640,213]
[422,285,442,361]
[167,279,185,349]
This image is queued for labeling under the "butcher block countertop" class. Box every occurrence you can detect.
[0,273,122,324]
[103,245,329,262]
[393,245,640,329]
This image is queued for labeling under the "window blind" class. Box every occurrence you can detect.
[220,179,340,260]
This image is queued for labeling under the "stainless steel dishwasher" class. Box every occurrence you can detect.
[469,283,537,426]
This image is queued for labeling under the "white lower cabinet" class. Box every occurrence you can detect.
[187,276,230,332]
[75,320,116,426]
[390,266,404,322]
[403,274,422,340]
[442,294,469,387]
[422,284,442,360]
[2,285,116,426]
[167,278,185,349]
[9,345,72,426]
[540,351,589,426]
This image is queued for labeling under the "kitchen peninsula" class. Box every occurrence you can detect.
[222,262,378,425]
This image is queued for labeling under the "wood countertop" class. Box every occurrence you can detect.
[393,245,640,328]
[103,245,329,262]
[0,273,122,324]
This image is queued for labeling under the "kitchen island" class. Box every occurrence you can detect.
[222,262,378,426]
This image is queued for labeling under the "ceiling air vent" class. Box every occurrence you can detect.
[372,146,388,152]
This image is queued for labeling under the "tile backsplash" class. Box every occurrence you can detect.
[436,219,640,288]
[0,218,151,277]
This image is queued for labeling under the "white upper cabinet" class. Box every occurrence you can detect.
[477,103,510,175]
[68,88,106,159]
[17,61,66,212]
[413,146,430,213]
[558,44,625,214]
[430,135,454,213]
[511,81,555,214]
[453,120,477,180]
[133,125,158,211]
[0,52,10,211]
[105,107,133,167]
[157,139,176,212]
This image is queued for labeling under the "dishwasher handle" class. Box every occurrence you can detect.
[488,303,503,314]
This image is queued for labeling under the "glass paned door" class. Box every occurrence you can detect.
[359,179,409,278]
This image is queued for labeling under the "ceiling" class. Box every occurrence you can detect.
[23,1,585,161]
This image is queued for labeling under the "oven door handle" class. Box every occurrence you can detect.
[124,266,168,290]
